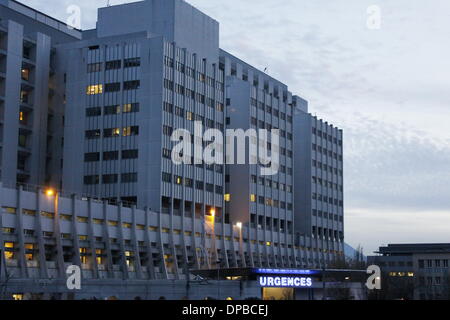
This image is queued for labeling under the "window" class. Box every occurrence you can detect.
[86,107,101,117]
[84,152,100,162]
[84,175,99,185]
[103,151,119,161]
[174,176,183,185]
[123,103,139,113]
[124,57,141,68]
[224,194,231,202]
[123,126,139,136]
[85,130,101,139]
[87,63,102,73]
[121,173,138,183]
[250,194,256,202]
[86,85,103,95]
[124,80,140,90]
[102,174,118,184]
[105,82,121,92]
[21,68,30,80]
[104,128,121,138]
[162,173,172,183]
[105,60,121,70]
[104,105,121,115]
[122,149,138,159]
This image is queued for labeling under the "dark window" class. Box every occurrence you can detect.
[124,80,140,90]
[102,174,118,184]
[121,173,137,183]
[84,152,100,162]
[87,63,102,73]
[103,151,119,161]
[122,149,138,159]
[162,173,172,183]
[86,107,101,117]
[105,82,121,92]
[84,175,99,185]
[105,60,121,70]
[124,57,141,68]
[104,105,121,115]
[85,130,101,139]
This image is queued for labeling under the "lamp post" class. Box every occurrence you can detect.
[236,222,243,266]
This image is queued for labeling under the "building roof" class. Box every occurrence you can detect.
[376,243,450,255]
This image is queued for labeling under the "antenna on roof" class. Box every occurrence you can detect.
[264,67,268,73]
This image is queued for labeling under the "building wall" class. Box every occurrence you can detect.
[293,106,344,266]
[0,0,80,187]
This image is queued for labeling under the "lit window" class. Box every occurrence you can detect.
[266,242,271,247]
[224,194,231,202]
[4,242,15,260]
[250,194,256,202]
[21,68,30,80]
[86,85,103,95]
[12,294,23,301]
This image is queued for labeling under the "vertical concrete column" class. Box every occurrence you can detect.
[86,199,99,279]
[117,203,129,279]
[29,32,51,185]
[131,206,143,279]
[35,188,49,279]
[70,196,82,274]
[16,187,28,278]
[101,201,114,279]
[144,207,156,279]
[2,21,23,185]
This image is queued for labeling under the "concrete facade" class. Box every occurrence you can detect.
[293,102,344,266]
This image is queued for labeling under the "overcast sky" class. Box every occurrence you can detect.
[21,0,450,255]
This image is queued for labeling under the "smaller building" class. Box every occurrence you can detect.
[368,243,450,300]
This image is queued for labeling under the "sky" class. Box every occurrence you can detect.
[21,0,450,255]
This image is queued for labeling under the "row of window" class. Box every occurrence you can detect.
[163,102,224,129]
[312,210,344,222]
[312,177,344,192]
[312,127,342,146]
[164,56,224,91]
[85,126,139,139]
[249,175,293,193]
[86,103,140,117]
[250,214,292,233]
[164,79,219,106]
[249,101,293,123]
[84,173,138,185]
[84,150,138,162]
[161,173,223,194]
[312,227,344,240]
[87,57,141,73]
[313,144,343,161]
[312,160,343,177]
[312,193,344,207]
[419,259,450,269]
[250,194,293,210]
[86,80,140,95]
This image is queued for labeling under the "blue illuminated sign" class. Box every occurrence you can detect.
[258,276,313,288]
[253,268,319,275]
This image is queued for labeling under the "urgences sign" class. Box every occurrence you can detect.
[258,276,313,288]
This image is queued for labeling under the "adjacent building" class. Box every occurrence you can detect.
[0,0,81,188]
[368,243,450,300]
[293,99,344,267]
